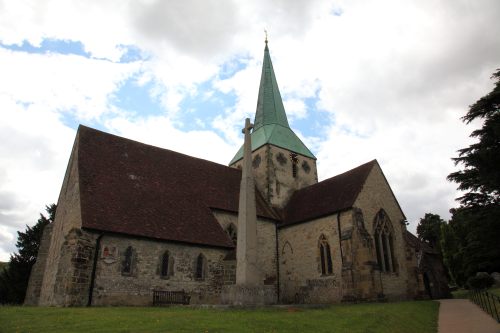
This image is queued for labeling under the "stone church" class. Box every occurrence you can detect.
[25,41,445,307]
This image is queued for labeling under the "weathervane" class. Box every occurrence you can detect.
[264,29,268,44]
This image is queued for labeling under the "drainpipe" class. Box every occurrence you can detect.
[87,233,104,307]
[337,213,343,264]
[275,223,280,303]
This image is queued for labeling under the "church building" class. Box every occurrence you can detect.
[25,41,442,306]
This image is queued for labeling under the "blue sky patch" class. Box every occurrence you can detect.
[112,76,165,117]
[218,56,250,80]
[178,80,238,132]
[119,45,147,63]
[0,39,91,57]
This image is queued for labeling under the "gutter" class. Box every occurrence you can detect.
[337,213,344,264]
[87,233,104,307]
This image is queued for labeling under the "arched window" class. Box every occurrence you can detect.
[122,246,133,275]
[160,251,172,278]
[319,235,333,275]
[373,209,397,273]
[195,253,206,280]
[225,224,237,246]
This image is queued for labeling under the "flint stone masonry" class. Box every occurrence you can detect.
[91,234,228,306]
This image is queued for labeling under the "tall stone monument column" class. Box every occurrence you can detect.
[236,118,260,285]
[221,118,276,305]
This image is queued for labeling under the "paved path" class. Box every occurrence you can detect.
[438,299,500,333]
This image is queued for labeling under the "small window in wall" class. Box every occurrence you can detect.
[373,209,397,273]
[195,254,206,280]
[160,251,174,278]
[122,246,134,275]
[319,235,333,275]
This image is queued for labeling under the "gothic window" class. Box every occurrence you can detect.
[195,253,206,280]
[373,209,397,273]
[160,250,173,278]
[122,246,134,275]
[290,153,298,178]
[225,224,237,246]
[319,235,333,275]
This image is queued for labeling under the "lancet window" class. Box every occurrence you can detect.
[195,254,206,280]
[122,246,134,275]
[319,235,333,275]
[160,250,173,278]
[373,209,397,273]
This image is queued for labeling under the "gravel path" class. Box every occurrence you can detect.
[438,299,500,333]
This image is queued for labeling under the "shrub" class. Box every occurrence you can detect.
[467,272,495,290]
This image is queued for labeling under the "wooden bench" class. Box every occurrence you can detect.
[153,290,191,306]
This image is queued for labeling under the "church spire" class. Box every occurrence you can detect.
[229,39,316,165]
[254,37,290,131]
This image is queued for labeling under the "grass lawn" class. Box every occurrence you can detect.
[0,301,438,333]
[452,287,500,298]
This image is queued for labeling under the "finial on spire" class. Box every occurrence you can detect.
[264,29,268,44]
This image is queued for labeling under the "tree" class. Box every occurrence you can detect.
[445,68,500,284]
[0,204,56,304]
[447,69,500,208]
[416,213,445,249]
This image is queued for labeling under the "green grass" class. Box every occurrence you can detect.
[451,289,469,299]
[452,287,500,298]
[489,287,500,297]
[0,301,438,333]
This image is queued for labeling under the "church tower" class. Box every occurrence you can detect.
[230,40,317,208]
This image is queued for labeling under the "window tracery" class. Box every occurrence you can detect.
[373,209,397,273]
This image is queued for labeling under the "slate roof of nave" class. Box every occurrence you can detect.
[282,160,377,226]
[74,125,380,247]
[77,125,279,249]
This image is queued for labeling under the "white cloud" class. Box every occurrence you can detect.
[0,0,499,261]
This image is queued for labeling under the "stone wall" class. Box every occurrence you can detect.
[232,144,317,208]
[24,224,53,305]
[39,136,84,306]
[354,162,410,300]
[91,234,229,306]
[212,210,278,288]
[278,214,342,304]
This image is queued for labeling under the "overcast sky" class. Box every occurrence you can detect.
[0,0,499,261]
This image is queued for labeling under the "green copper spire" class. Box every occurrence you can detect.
[253,38,289,130]
[229,40,316,165]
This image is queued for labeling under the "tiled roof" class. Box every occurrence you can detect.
[282,160,377,226]
[76,125,278,248]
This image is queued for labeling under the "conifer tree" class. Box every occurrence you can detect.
[0,204,56,304]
